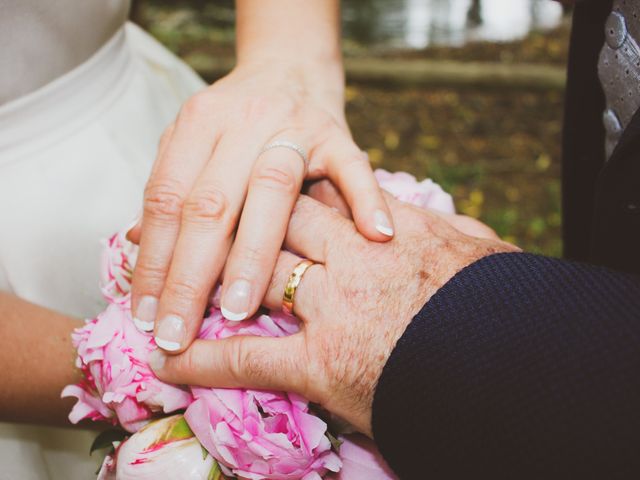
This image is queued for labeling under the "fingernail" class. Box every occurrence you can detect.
[221,279,251,321]
[374,209,394,236]
[125,211,141,234]
[148,349,166,372]
[154,315,185,351]
[133,296,157,332]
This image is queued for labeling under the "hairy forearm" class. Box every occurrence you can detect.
[0,292,82,425]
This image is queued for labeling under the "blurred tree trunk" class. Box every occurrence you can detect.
[467,0,482,27]
[130,0,145,27]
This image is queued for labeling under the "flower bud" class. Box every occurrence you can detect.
[97,415,229,480]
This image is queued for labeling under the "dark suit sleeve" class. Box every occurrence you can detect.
[372,252,640,479]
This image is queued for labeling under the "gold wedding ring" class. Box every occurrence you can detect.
[282,259,314,315]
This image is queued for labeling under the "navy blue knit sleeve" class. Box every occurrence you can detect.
[372,253,640,479]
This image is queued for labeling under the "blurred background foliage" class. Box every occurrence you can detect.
[133,0,571,257]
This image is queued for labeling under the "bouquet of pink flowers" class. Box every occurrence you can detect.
[62,170,453,479]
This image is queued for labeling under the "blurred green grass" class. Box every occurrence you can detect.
[136,2,569,257]
[347,87,564,256]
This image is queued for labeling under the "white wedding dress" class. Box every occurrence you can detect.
[0,3,206,478]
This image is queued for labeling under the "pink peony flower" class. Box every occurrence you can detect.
[199,307,301,341]
[97,415,225,480]
[66,169,452,479]
[331,434,397,480]
[374,169,455,214]
[182,309,339,479]
[185,389,341,480]
[62,302,192,432]
[100,230,137,305]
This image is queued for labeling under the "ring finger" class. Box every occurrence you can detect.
[261,250,325,319]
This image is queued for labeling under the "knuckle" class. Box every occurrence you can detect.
[183,187,230,225]
[238,96,272,123]
[180,348,202,380]
[224,339,272,387]
[134,259,168,284]
[253,162,299,194]
[164,276,202,302]
[242,349,270,384]
[239,95,297,124]
[171,349,192,378]
[223,340,242,384]
[225,339,259,384]
[144,179,185,220]
[179,92,214,120]
[414,213,438,236]
[234,244,265,271]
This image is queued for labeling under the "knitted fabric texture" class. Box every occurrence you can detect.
[373,253,640,479]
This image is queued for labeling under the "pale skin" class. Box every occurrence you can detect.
[128,0,395,356]
[0,292,81,425]
[0,0,515,430]
[150,193,519,436]
[0,187,506,426]
[0,0,390,425]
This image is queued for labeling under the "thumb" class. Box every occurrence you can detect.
[149,334,307,393]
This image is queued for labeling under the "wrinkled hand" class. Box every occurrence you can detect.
[307,178,502,240]
[151,194,518,435]
[129,62,393,353]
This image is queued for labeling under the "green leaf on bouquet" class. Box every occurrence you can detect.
[162,415,194,441]
[202,445,209,461]
[327,432,343,452]
[208,462,221,480]
[207,461,236,480]
[90,429,128,455]
[145,415,196,452]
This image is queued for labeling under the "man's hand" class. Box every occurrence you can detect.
[307,178,501,240]
[150,195,518,435]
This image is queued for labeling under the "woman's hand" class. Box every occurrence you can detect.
[150,195,518,435]
[129,0,393,354]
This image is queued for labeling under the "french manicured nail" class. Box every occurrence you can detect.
[221,279,251,321]
[148,349,166,372]
[133,295,157,332]
[154,315,185,351]
[374,209,394,236]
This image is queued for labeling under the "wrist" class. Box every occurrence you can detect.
[235,0,342,75]
[234,0,345,115]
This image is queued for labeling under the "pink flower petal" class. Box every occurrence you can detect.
[66,172,451,478]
